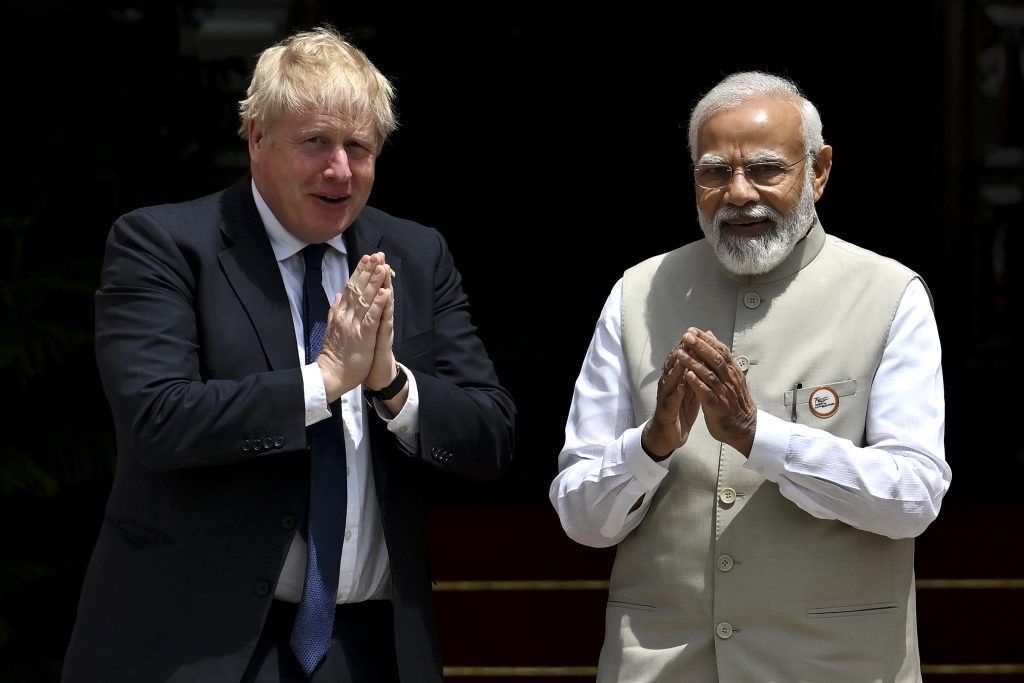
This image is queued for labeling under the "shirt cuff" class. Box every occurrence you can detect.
[744,409,791,481]
[621,424,672,490]
[375,364,419,450]
[301,362,332,426]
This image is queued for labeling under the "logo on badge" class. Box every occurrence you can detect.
[808,386,839,418]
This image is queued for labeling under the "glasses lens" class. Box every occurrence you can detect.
[746,163,789,186]
[694,165,732,189]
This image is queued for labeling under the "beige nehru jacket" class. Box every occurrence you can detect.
[602,222,923,683]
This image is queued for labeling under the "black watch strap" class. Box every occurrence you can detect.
[365,366,408,401]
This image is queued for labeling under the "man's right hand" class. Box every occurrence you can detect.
[641,343,700,460]
[316,254,389,402]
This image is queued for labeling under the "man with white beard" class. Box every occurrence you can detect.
[550,71,950,682]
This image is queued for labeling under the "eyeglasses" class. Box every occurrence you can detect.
[693,154,813,190]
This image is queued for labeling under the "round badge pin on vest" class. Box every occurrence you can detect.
[808,386,839,418]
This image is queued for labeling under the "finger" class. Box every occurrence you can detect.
[343,280,369,312]
[680,383,701,425]
[351,253,384,293]
[658,349,687,391]
[682,331,730,381]
[327,291,343,323]
[683,368,717,405]
[662,350,677,375]
[369,263,387,284]
[362,285,388,327]
[689,328,732,359]
[354,253,373,282]
[658,353,694,413]
[359,264,388,302]
[675,348,712,382]
[375,288,394,344]
[345,264,386,313]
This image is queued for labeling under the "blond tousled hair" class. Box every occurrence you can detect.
[238,26,397,148]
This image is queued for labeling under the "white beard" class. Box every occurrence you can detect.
[697,176,817,276]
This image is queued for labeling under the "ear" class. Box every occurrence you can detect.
[247,119,264,158]
[811,145,832,202]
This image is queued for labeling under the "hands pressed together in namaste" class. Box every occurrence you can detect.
[642,328,758,459]
[317,252,403,407]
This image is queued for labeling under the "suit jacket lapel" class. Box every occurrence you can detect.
[217,178,299,371]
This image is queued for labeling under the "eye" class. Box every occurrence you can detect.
[694,165,733,188]
[696,166,729,183]
[304,136,328,146]
[344,140,373,158]
[746,163,788,184]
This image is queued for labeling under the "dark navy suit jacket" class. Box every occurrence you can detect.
[62,178,515,682]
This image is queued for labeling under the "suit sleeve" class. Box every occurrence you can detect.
[407,231,515,480]
[94,210,306,472]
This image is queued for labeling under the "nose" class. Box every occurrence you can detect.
[722,168,759,206]
[323,146,352,181]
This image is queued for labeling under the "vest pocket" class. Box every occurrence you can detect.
[807,601,899,618]
[784,379,857,407]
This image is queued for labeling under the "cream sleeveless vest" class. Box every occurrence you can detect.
[602,223,923,683]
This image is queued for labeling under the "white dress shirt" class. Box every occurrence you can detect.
[252,182,420,603]
[550,276,951,547]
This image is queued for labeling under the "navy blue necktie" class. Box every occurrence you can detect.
[290,243,348,675]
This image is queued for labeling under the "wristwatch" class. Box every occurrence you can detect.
[364,366,408,401]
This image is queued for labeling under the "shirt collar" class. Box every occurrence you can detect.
[251,179,348,262]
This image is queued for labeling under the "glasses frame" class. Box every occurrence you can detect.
[692,153,814,191]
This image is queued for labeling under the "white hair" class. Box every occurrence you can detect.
[687,71,824,161]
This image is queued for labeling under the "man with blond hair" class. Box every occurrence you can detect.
[64,26,514,682]
[551,71,950,681]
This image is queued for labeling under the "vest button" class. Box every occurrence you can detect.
[281,515,296,530]
[716,621,734,639]
[743,291,761,309]
[735,355,750,373]
[254,580,270,596]
[717,554,735,572]
[719,487,737,505]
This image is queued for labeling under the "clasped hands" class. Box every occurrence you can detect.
[642,328,757,459]
[316,252,401,404]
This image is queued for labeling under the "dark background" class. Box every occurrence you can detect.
[3,0,1023,679]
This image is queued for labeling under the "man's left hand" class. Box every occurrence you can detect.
[363,252,407,412]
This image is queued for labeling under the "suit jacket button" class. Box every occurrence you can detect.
[262,437,273,449]
[254,580,270,596]
[241,439,251,453]
[281,515,296,530]
[274,436,284,448]
[252,441,262,452]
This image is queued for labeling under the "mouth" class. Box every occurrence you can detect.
[313,193,351,205]
[722,219,774,237]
